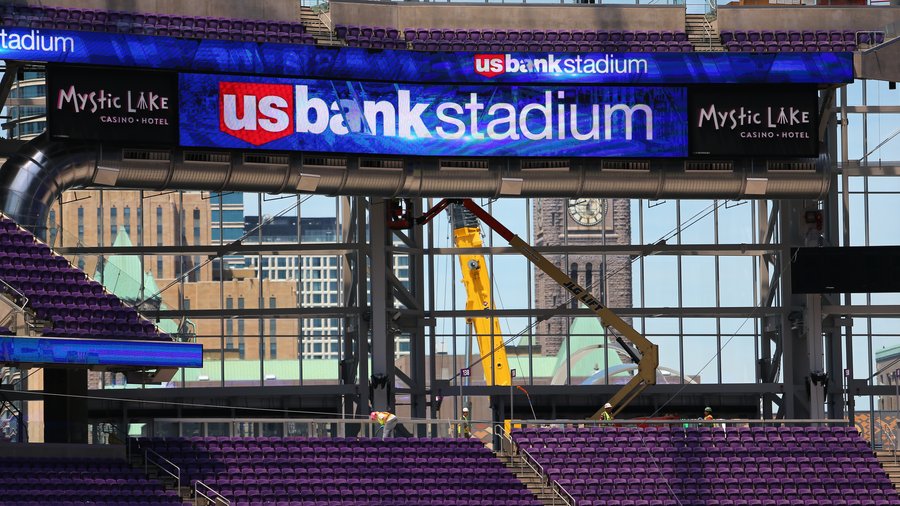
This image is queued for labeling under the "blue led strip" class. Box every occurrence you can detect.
[179,73,689,157]
[0,336,203,368]
[0,26,854,84]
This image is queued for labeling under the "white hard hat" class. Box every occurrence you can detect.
[462,407,469,412]
[603,403,613,409]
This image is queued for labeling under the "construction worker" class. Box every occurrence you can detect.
[461,407,471,438]
[370,410,398,439]
[703,407,714,421]
[599,403,614,422]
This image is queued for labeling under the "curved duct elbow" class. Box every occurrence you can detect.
[0,137,834,235]
[0,134,99,237]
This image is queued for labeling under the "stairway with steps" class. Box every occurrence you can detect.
[876,451,900,492]
[128,450,195,505]
[686,13,725,52]
[498,452,573,506]
[300,5,343,46]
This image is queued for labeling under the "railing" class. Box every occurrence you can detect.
[145,449,181,493]
[0,277,28,313]
[147,417,493,443]
[495,424,576,506]
[194,480,230,506]
[0,391,26,443]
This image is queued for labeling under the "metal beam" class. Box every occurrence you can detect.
[0,61,21,117]
[56,243,360,256]
[823,305,900,316]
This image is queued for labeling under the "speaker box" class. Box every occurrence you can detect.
[791,246,900,293]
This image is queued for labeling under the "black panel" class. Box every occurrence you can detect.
[689,86,819,157]
[47,65,177,144]
[791,246,900,293]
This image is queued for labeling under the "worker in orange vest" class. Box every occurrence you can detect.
[370,410,398,439]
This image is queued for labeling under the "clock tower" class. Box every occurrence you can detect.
[532,198,633,357]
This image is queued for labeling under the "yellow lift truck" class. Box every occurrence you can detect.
[389,198,658,418]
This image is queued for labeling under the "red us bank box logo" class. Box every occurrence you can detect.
[474,54,505,78]
[219,81,294,145]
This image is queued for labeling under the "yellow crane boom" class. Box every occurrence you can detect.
[450,206,511,387]
[389,198,658,417]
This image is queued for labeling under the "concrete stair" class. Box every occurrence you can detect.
[129,450,195,504]
[498,452,572,506]
[686,14,725,52]
[300,6,342,47]
[876,451,900,491]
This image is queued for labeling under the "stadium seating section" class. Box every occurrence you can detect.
[0,216,172,341]
[721,30,885,52]
[0,457,185,505]
[0,4,888,53]
[0,4,316,45]
[335,25,694,52]
[134,436,541,506]
[511,426,900,506]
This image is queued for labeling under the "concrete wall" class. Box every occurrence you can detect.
[0,442,126,460]
[719,6,900,31]
[9,0,301,21]
[330,0,684,31]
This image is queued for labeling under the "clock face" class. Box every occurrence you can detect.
[567,198,606,227]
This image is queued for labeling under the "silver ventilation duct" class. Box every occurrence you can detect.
[0,134,832,233]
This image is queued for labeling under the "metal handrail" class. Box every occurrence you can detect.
[145,449,181,493]
[0,277,28,313]
[194,480,230,506]
[496,424,575,506]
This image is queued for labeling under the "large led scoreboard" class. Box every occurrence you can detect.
[0,26,855,369]
[5,26,855,159]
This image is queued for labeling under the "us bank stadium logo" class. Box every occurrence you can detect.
[473,53,649,78]
[181,73,688,158]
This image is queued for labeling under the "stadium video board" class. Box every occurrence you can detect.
[179,73,688,157]
[179,73,822,158]
[47,66,178,143]
[0,26,853,85]
[0,336,203,368]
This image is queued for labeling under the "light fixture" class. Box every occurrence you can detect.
[296,173,321,192]
[744,177,768,196]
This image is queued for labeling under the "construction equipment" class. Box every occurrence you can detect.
[388,198,659,418]
[448,204,511,386]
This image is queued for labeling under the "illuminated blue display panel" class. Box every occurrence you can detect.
[0,27,853,84]
[0,336,203,368]
[180,73,688,157]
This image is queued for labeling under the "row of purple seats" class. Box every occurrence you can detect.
[335,25,400,40]
[725,41,858,53]
[1,458,182,506]
[512,426,897,506]
[222,498,534,505]
[139,435,483,448]
[0,216,171,342]
[0,4,314,46]
[137,437,536,506]
[515,424,859,438]
[405,41,694,53]
[400,27,688,43]
[722,29,884,45]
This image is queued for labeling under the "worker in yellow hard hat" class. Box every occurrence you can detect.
[599,403,614,422]
[461,407,471,438]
